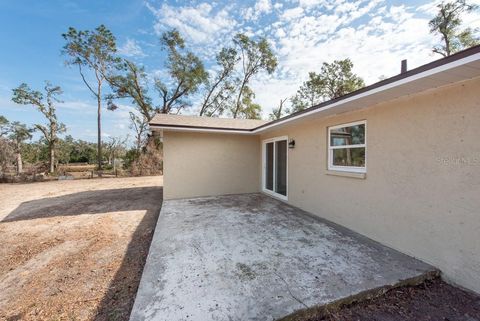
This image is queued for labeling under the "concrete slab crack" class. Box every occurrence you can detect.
[273,270,309,309]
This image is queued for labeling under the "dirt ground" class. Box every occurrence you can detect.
[309,277,480,321]
[0,176,163,321]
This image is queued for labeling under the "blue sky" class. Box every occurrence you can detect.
[1,0,479,144]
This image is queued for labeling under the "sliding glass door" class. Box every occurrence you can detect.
[263,137,287,199]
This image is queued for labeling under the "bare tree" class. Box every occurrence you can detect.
[129,112,148,152]
[269,98,288,120]
[104,136,127,171]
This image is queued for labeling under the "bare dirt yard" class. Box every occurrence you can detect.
[308,277,480,321]
[0,176,163,321]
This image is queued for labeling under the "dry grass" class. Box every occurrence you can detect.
[0,176,163,321]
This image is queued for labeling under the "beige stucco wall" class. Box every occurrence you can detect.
[163,132,260,200]
[260,77,480,293]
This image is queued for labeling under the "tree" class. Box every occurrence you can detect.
[129,112,148,152]
[232,34,277,118]
[430,0,479,57]
[235,86,262,120]
[104,136,127,171]
[12,82,66,173]
[199,47,239,116]
[0,115,9,137]
[290,72,325,113]
[62,25,121,170]
[7,122,33,174]
[269,98,288,120]
[291,59,364,113]
[0,139,14,176]
[155,29,208,114]
[107,60,156,121]
[319,59,365,99]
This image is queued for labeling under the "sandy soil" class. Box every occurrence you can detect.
[0,176,163,321]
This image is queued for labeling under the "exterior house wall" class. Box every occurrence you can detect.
[163,132,260,200]
[259,77,480,293]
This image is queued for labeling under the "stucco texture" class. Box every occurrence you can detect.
[163,132,260,199]
[259,77,480,293]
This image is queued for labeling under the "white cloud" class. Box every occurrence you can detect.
[281,7,304,20]
[118,38,146,58]
[146,2,236,45]
[142,0,480,119]
[243,0,274,20]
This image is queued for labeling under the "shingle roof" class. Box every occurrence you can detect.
[149,114,268,131]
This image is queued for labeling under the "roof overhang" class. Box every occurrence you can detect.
[149,124,253,134]
[151,46,480,135]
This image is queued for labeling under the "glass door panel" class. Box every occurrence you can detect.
[263,138,287,198]
[265,142,274,191]
[275,140,287,196]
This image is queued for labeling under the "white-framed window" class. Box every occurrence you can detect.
[328,120,366,173]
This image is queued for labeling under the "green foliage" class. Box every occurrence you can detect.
[123,148,140,169]
[107,60,155,121]
[12,82,66,173]
[62,25,121,83]
[232,33,278,118]
[199,47,239,116]
[429,0,479,56]
[8,121,33,151]
[290,59,364,113]
[0,115,9,137]
[235,86,262,120]
[62,25,120,170]
[21,136,99,165]
[155,29,208,114]
[290,72,325,113]
[21,141,47,164]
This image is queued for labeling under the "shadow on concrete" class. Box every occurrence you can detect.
[2,185,163,321]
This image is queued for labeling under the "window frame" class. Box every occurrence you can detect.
[327,120,367,173]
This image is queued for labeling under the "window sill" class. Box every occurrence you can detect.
[325,170,366,179]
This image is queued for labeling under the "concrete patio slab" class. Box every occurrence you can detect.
[130,194,436,321]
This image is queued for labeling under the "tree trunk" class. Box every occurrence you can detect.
[16,152,22,175]
[233,80,247,119]
[97,86,102,171]
[49,145,55,173]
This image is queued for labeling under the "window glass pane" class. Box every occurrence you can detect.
[266,142,274,191]
[330,124,365,146]
[275,140,287,196]
[332,147,365,167]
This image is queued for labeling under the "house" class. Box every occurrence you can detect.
[149,45,480,294]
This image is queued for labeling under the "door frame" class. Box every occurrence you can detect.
[261,136,288,201]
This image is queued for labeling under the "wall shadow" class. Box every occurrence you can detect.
[93,187,163,321]
[2,185,163,321]
[2,187,161,223]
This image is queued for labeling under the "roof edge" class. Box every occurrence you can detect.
[150,45,480,134]
[252,45,480,132]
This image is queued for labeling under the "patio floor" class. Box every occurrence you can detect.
[130,194,436,321]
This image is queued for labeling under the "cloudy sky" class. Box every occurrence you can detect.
[0,0,479,144]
